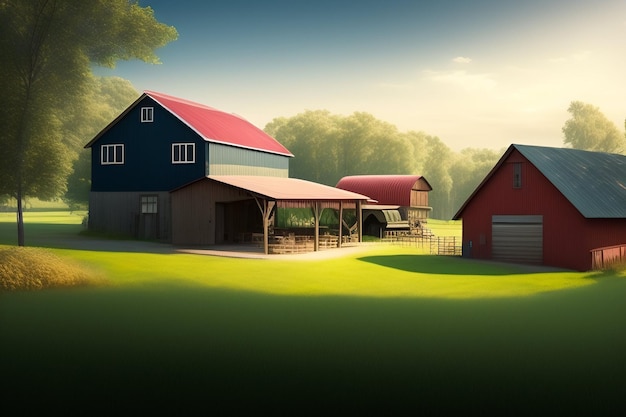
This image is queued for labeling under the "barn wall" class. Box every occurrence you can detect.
[208,143,289,177]
[88,191,171,241]
[460,149,590,270]
[171,179,252,245]
[90,97,207,192]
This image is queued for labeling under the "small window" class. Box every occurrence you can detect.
[141,107,154,123]
[101,144,124,165]
[141,195,158,214]
[172,143,195,164]
[513,162,522,188]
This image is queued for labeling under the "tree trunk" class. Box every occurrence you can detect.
[17,188,25,247]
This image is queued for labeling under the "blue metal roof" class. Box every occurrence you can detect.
[515,144,626,218]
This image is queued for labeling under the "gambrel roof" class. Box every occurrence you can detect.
[86,90,293,157]
[454,144,626,219]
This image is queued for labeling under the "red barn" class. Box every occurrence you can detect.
[453,144,626,271]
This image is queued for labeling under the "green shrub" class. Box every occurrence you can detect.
[0,246,105,291]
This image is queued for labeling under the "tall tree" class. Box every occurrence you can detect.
[0,0,177,245]
[63,76,139,210]
[422,136,453,219]
[562,101,625,153]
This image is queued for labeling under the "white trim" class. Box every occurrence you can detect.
[172,143,195,164]
[141,107,154,123]
[101,144,124,165]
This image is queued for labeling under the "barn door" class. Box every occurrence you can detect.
[492,215,543,264]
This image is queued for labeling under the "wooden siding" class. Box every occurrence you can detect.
[90,96,207,192]
[171,179,253,245]
[410,190,429,207]
[459,149,626,270]
[88,191,171,240]
[208,143,289,177]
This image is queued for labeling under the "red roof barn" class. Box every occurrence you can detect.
[453,144,626,271]
[336,175,432,237]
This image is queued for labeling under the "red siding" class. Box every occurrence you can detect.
[458,149,626,271]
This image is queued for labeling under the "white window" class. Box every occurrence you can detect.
[141,107,154,123]
[141,195,158,214]
[172,143,195,164]
[101,144,124,165]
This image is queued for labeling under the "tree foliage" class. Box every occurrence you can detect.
[63,76,139,210]
[562,101,625,153]
[0,0,177,245]
[265,111,500,219]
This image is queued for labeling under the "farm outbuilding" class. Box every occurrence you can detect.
[84,90,373,254]
[453,144,626,271]
[171,176,371,253]
[336,175,432,237]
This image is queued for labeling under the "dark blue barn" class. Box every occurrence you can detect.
[85,90,293,240]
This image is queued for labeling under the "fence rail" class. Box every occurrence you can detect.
[591,244,626,270]
[383,232,462,256]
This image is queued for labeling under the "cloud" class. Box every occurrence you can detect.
[548,50,591,63]
[453,56,472,64]
[423,69,497,92]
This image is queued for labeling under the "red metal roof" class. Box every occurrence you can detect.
[145,91,293,157]
[336,175,431,206]
[207,175,374,202]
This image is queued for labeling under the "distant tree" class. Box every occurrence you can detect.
[63,76,138,210]
[421,136,453,219]
[449,148,502,215]
[266,111,412,186]
[0,0,177,245]
[337,112,411,181]
[562,101,625,153]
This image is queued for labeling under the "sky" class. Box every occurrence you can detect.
[98,0,626,151]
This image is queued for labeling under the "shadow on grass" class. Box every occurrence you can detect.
[3,283,626,414]
[358,254,561,275]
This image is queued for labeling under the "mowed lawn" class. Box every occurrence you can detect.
[1,211,626,414]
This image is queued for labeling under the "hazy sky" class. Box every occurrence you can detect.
[99,0,626,151]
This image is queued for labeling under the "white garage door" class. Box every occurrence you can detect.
[492,215,543,264]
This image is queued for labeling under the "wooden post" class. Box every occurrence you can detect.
[338,202,343,248]
[356,200,363,243]
[255,197,275,255]
[313,202,320,251]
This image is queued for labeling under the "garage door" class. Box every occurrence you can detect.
[492,215,543,264]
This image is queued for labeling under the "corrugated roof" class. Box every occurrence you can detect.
[515,144,626,218]
[336,175,431,206]
[453,144,626,219]
[145,91,293,157]
[206,175,374,202]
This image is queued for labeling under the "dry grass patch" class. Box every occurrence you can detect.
[0,246,105,291]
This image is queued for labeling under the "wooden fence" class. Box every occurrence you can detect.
[590,244,626,270]
[384,231,462,256]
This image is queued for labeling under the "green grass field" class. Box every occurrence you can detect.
[1,211,625,414]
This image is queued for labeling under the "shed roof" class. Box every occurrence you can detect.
[335,175,431,206]
[183,175,374,202]
[86,91,293,157]
[453,144,626,219]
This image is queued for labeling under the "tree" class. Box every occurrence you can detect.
[266,110,412,186]
[421,136,453,219]
[63,76,139,210]
[562,101,625,153]
[448,147,502,215]
[0,0,177,245]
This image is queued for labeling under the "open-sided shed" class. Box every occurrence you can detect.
[171,175,373,254]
